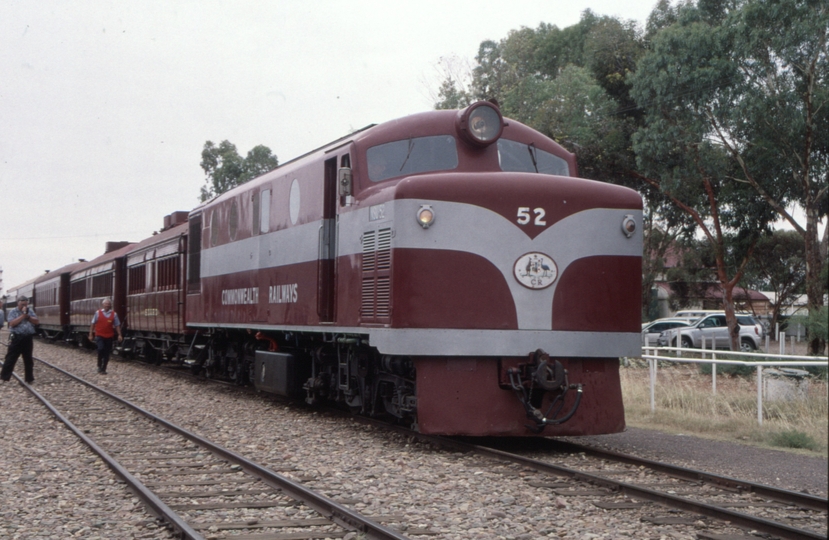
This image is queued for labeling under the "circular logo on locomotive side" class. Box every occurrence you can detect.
[514,252,558,289]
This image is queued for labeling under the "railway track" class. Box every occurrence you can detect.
[5,339,827,539]
[397,430,827,540]
[5,353,414,540]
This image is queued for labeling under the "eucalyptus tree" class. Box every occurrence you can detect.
[741,230,806,333]
[199,140,278,203]
[456,13,645,183]
[629,6,770,350]
[631,0,828,353]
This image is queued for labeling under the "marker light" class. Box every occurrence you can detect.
[417,205,435,229]
[622,215,636,238]
[456,101,504,147]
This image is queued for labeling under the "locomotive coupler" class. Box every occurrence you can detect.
[508,349,584,432]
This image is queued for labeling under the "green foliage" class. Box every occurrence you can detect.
[790,306,829,352]
[663,237,717,311]
[244,145,280,179]
[529,65,631,178]
[434,76,472,110]
[698,361,755,378]
[582,16,642,111]
[628,0,813,351]
[433,54,475,110]
[644,0,681,39]
[631,0,828,353]
[199,141,278,202]
[769,430,821,451]
[642,211,683,318]
[741,230,806,330]
[459,13,645,186]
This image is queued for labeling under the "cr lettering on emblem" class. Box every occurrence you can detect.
[516,207,546,226]
[514,252,558,289]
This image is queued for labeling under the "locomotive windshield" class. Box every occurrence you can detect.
[497,139,569,176]
[367,135,458,182]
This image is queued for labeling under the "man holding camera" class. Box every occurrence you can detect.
[1,296,39,384]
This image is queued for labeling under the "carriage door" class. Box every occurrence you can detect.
[317,157,338,321]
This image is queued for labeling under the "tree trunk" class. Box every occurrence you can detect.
[717,264,742,351]
[804,206,827,355]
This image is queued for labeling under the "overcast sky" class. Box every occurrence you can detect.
[0,0,663,294]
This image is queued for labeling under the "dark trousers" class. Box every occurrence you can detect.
[96,336,114,372]
[2,334,35,383]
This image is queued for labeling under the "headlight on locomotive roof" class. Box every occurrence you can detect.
[456,101,504,147]
[417,205,435,229]
[622,214,636,238]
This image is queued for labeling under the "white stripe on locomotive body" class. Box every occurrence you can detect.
[200,220,322,278]
[196,196,641,357]
[369,328,639,357]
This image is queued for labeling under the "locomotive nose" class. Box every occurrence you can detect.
[389,171,642,335]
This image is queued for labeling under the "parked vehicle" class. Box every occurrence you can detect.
[672,309,721,322]
[641,318,691,346]
[658,313,763,352]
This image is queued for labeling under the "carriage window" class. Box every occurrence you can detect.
[70,280,86,301]
[252,192,260,235]
[260,189,271,234]
[229,198,239,241]
[157,257,179,291]
[497,139,569,176]
[210,210,220,247]
[367,135,458,182]
[92,273,113,297]
[129,265,147,294]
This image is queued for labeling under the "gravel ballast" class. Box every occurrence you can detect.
[0,370,177,538]
[1,336,826,539]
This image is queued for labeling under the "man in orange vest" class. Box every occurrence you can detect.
[88,298,123,374]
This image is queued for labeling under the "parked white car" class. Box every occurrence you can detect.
[672,309,722,323]
[658,313,763,352]
[641,318,691,346]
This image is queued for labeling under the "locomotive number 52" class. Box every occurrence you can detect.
[516,207,546,226]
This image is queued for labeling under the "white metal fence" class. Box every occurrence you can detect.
[640,337,828,426]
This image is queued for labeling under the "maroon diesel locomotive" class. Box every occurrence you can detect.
[185,101,642,436]
[7,102,642,437]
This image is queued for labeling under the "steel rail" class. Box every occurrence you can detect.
[357,418,826,540]
[551,440,828,512]
[31,356,411,540]
[439,436,825,540]
[12,371,205,540]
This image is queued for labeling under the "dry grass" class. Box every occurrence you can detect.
[621,362,829,457]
